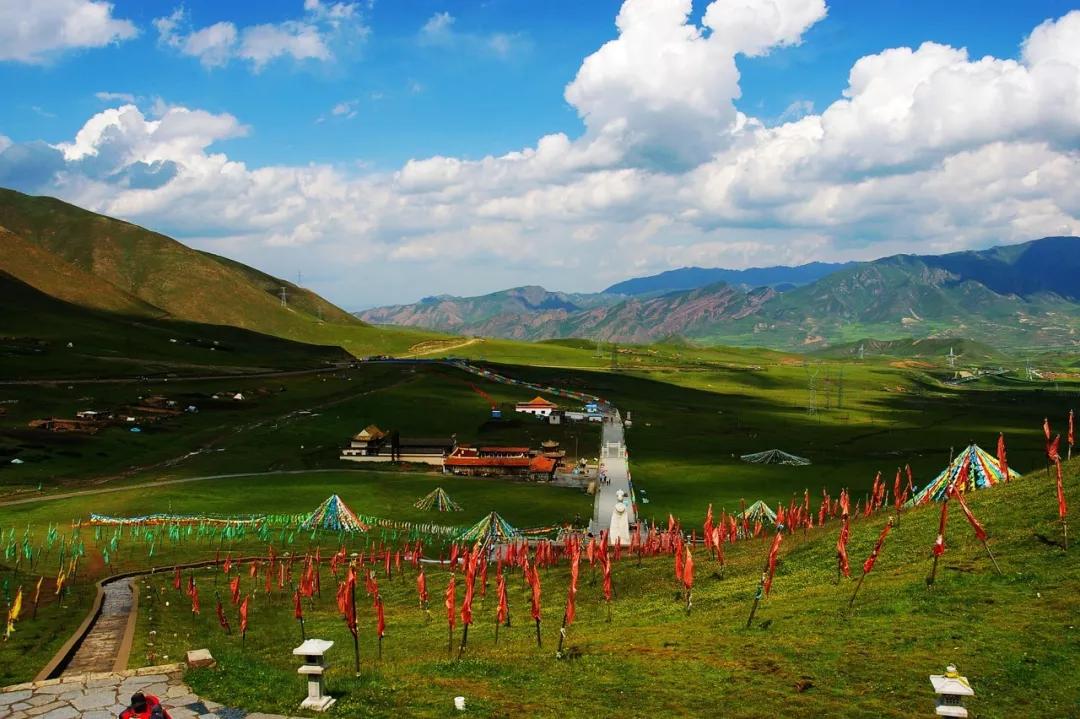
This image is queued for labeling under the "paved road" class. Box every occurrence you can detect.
[591,410,635,536]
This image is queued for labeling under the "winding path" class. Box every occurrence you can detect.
[61,578,137,677]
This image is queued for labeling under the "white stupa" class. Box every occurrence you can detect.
[609,500,631,546]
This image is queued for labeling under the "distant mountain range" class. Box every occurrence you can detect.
[603,261,853,295]
[359,238,1080,349]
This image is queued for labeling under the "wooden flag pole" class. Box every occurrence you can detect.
[926,553,941,587]
[350,581,360,677]
[457,624,469,659]
[448,625,453,655]
[556,617,567,658]
[534,618,542,648]
[494,616,500,644]
[745,572,766,628]
[848,572,867,609]
[981,540,1002,574]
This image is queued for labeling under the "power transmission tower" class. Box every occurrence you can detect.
[837,366,844,409]
[610,343,618,370]
[805,366,820,415]
[857,343,865,361]
[279,286,288,308]
[823,366,832,410]
[947,347,956,370]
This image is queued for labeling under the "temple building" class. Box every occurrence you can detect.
[340,424,454,465]
[514,396,559,418]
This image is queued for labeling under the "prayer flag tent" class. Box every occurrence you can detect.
[302,494,369,533]
[456,511,518,544]
[738,500,777,525]
[414,487,463,512]
[911,443,1021,506]
[740,449,811,466]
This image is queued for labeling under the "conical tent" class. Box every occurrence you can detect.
[740,449,811,466]
[911,443,1021,506]
[738,500,777,525]
[414,487,463,512]
[456,511,518,544]
[302,494,369,532]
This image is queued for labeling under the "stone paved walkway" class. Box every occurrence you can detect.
[0,665,301,719]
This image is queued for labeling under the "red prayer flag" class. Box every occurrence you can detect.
[933,500,949,556]
[862,519,893,575]
[293,588,304,621]
[528,564,542,622]
[229,575,241,605]
[445,575,456,632]
[682,545,694,591]
[223,554,232,574]
[461,558,476,627]
[564,545,580,627]
[375,594,385,638]
[239,595,249,636]
[343,566,358,638]
[216,598,230,632]
[673,538,684,583]
[417,569,429,605]
[1069,410,1075,450]
[997,433,1009,482]
[173,566,181,591]
[1048,434,1061,463]
[763,532,783,596]
[948,485,987,542]
[496,571,509,625]
[190,583,200,614]
[836,517,851,577]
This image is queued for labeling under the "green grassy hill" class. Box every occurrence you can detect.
[0,271,350,379]
[1,453,1074,716]
[0,188,455,365]
[0,188,357,335]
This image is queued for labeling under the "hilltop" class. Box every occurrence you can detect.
[0,188,448,369]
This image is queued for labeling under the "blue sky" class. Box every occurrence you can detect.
[4,0,1072,168]
[2,0,1079,307]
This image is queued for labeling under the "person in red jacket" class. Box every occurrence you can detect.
[119,692,171,719]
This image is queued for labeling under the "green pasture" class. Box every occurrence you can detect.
[120,459,1080,718]
[0,363,602,495]
[0,469,590,685]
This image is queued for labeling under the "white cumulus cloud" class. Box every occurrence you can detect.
[0,0,137,64]
[153,1,365,71]
[3,1,1080,306]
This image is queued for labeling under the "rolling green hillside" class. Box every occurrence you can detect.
[0,271,350,379]
[0,188,450,365]
[0,187,356,336]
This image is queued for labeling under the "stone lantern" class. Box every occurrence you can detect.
[294,638,336,712]
[930,664,973,717]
